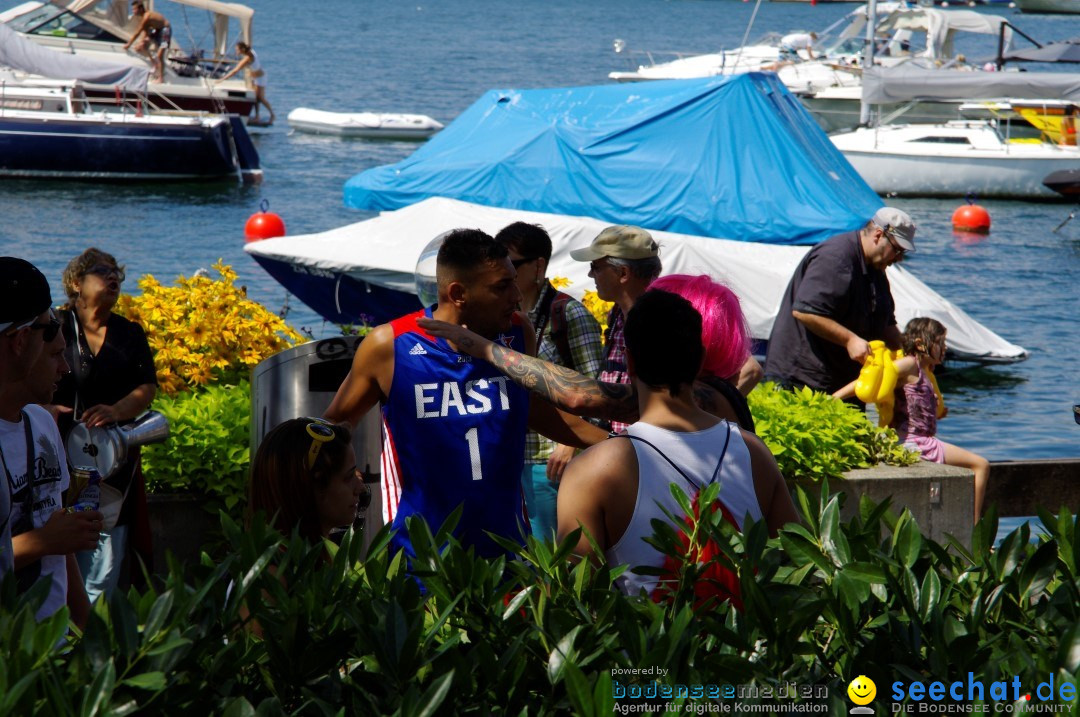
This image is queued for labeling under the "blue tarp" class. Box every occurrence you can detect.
[344,73,883,245]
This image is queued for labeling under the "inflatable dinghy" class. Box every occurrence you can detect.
[287,108,443,140]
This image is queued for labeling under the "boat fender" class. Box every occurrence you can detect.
[952,196,990,234]
[245,199,286,242]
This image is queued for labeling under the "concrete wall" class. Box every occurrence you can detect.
[835,461,975,546]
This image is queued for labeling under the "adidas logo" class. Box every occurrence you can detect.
[409,343,428,356]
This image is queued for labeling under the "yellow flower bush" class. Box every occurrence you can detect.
[116,260,305,395]
[552,276,614,337]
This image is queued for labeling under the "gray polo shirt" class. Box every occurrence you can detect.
[764,230,896,394]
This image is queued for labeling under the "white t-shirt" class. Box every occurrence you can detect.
[781,33,814,51]
[0,404,71,619]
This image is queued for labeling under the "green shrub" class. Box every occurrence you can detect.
[142,380,251,514]
[749,382,918,481]
[6,493,1080,715]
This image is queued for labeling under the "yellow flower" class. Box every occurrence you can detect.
[113,263,306,395]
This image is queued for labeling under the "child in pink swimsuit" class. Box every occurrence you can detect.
[890,318,990,518]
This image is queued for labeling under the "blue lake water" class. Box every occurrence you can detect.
[1,0,1078,461]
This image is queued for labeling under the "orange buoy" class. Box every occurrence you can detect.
[952,199,991,234]
[244,199,286,242]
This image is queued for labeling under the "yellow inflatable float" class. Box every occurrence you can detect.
[854,341,944,426]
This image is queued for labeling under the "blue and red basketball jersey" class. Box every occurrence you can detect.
[381,307,531,559]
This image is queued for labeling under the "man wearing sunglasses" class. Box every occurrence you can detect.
[765,207,916,398]
[0,258,99,626]
[325,230,607,561]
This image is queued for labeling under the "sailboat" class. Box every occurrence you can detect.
[829,66,1080,198]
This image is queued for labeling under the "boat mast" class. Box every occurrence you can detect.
[859,0,878,126]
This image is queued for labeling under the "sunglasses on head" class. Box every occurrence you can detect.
[303,417,336,470]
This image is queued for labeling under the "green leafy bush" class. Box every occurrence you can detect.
[141,380,251,513]
[749,382,917,481]
[5,493,1080,715]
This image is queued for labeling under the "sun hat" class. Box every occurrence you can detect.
[569,225,660,262]
[872,207,916,253]
[0,257,52,334]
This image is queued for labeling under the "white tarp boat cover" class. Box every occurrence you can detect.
[0,20,148,90]
[863,65,1080,104]
[48,0,253,56]
[245,197,1027,363]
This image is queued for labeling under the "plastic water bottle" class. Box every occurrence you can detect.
[70,468,101,512]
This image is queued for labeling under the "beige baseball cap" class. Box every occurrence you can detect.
[570,225,660,262]
[872,207,916,252]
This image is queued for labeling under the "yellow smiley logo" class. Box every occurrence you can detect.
[847,675,876,706]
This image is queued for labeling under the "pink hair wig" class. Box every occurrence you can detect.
[649,274,750,380]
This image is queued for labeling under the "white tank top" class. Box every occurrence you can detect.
[604,420,763,596]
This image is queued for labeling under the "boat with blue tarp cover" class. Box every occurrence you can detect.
[343,73,883,246]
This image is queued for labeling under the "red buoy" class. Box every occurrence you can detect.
[244,199,286,242]
[952,200,991,234]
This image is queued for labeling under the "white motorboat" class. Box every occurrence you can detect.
[609,5,1026,131]
[0,22,260,181]
[0,0,257,117]
[830,120,1080,198]
[287,108,443,140]
[245,197,1028,364]
[1016,0,1080,13]
[0,76,261,181]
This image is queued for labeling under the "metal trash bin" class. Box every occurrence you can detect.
[251,337,382,549]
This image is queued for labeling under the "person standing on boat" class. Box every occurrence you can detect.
[218,42,275,126]
[764,207,915,398]
[779,32,816,62]
[124,0,171,83]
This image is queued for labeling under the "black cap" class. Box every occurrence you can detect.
[0,257,52,333]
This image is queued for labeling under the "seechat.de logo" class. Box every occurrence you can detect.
[848,675,877,715]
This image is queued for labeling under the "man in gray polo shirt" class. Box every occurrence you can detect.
[764,207,916,396]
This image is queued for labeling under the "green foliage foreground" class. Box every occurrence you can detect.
[3,486,1079,715]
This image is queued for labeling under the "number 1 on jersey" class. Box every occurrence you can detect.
[464,427,483,481]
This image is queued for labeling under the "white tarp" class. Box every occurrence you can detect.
[245,197,1027,364]
[835,6,1013,60]
[0,20,148,90]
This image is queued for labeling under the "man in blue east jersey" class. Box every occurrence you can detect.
[325,229,607,559]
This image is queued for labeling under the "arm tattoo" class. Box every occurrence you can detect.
[490,343,639,422]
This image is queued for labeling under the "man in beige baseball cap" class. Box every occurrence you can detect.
[571,226,662,433]
[569,225,660,263]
